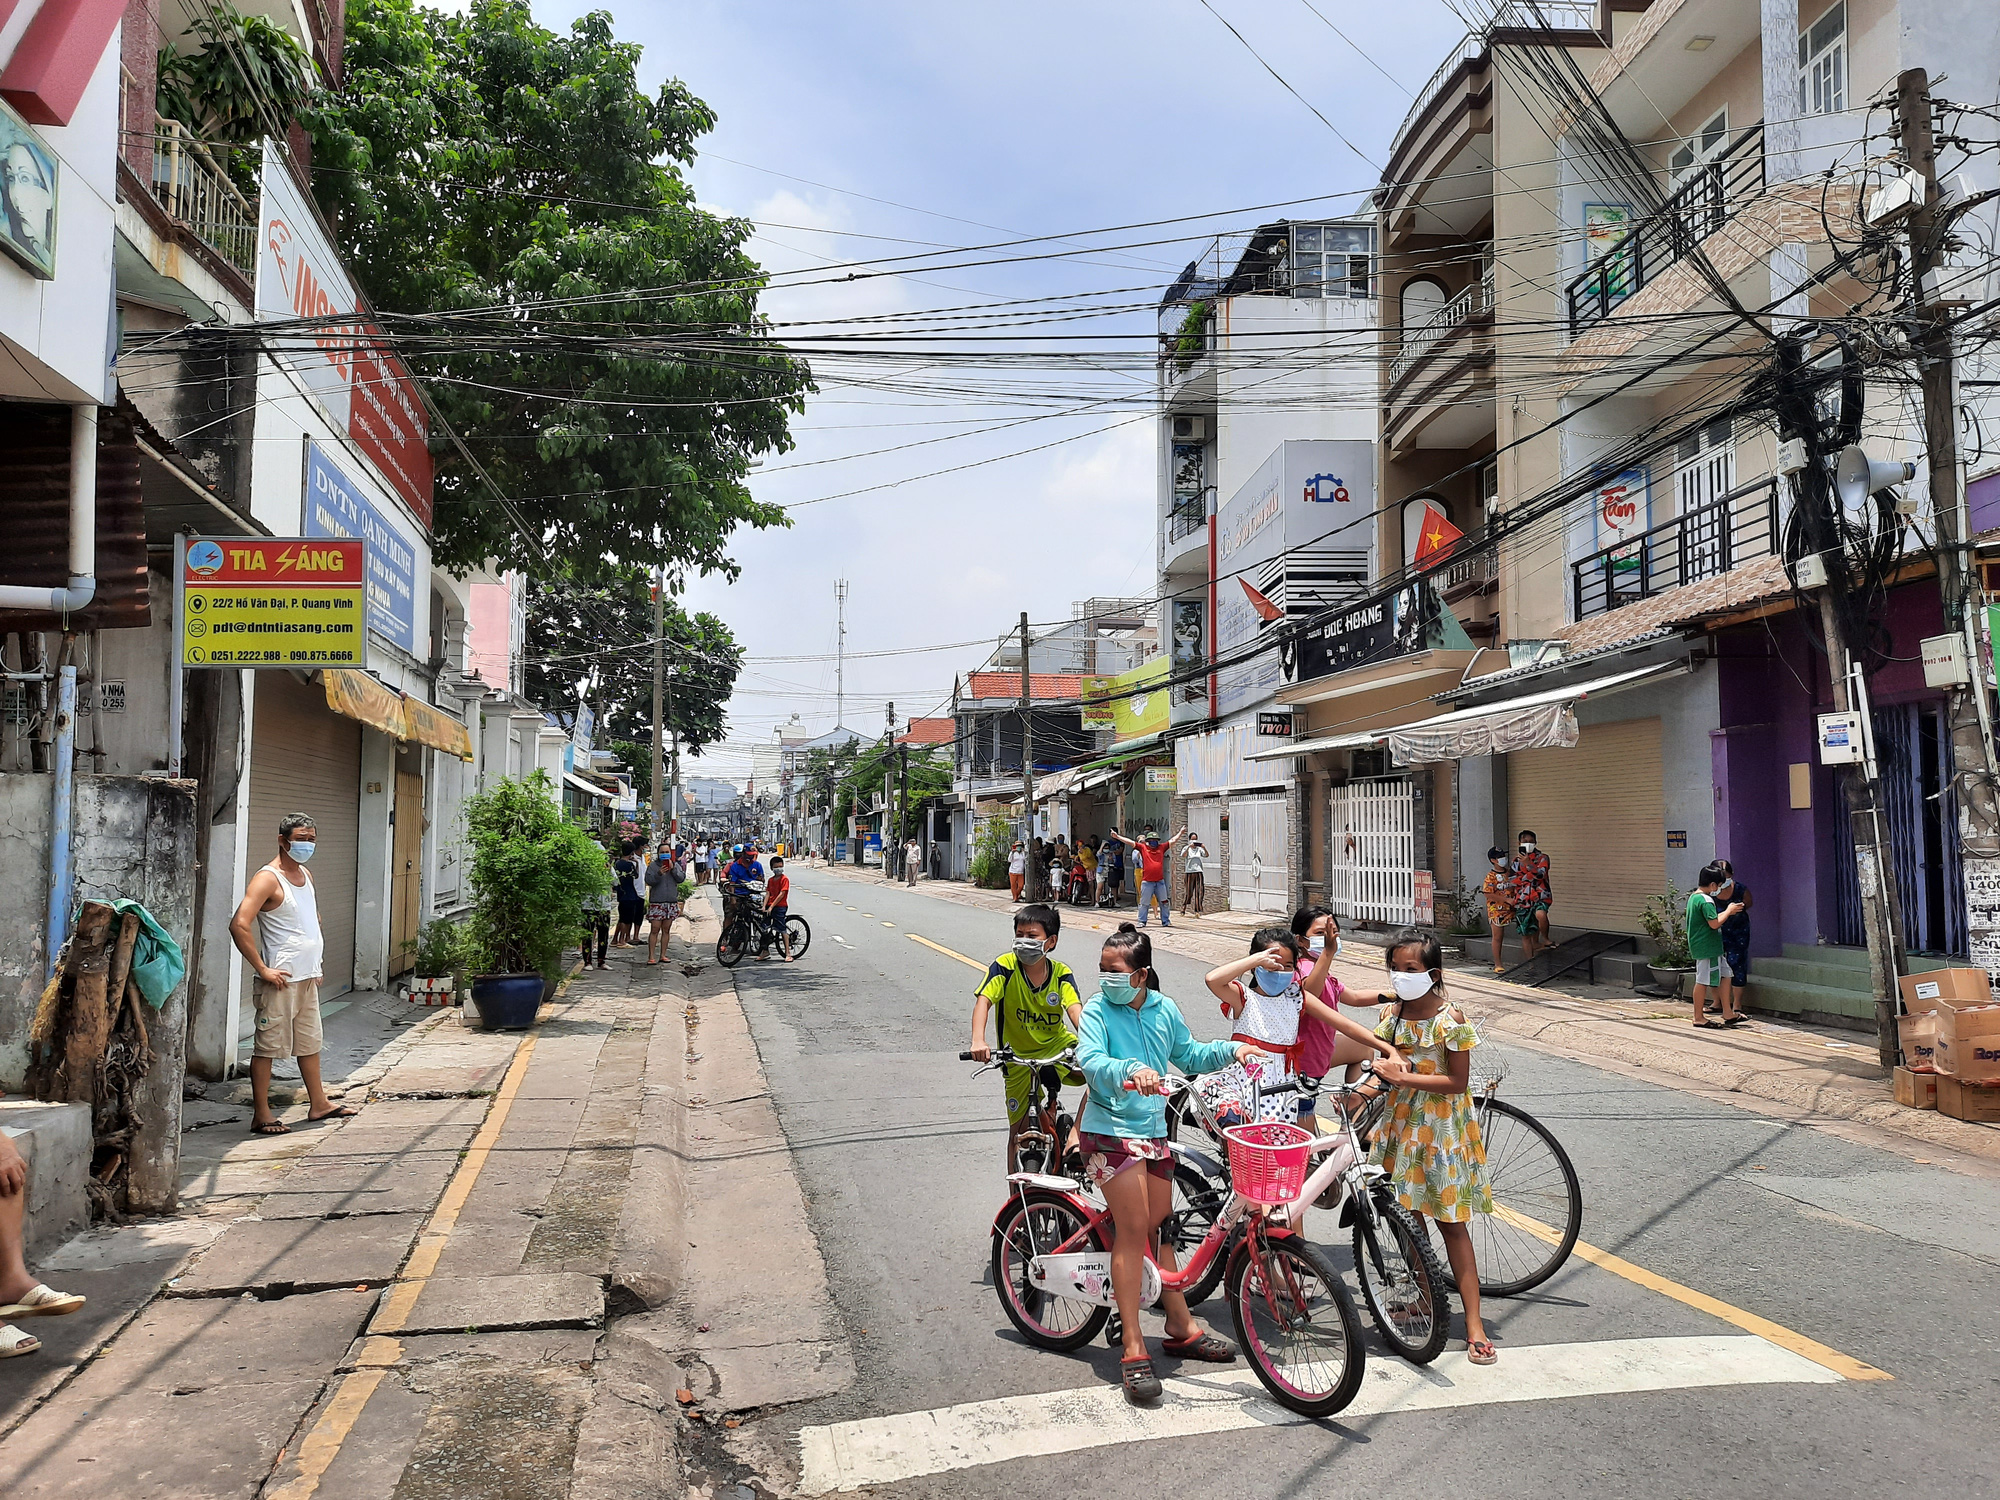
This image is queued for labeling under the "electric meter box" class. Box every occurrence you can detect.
[1817,711,1865,766]
[1921,632,1970,688]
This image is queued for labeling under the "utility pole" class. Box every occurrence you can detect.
[884,701,895,876]
[1776,335,1908,1066]
[650,566,665,844]
[834,578,849,729]
[1019,611,1038,901]
[1897,68,2000,989]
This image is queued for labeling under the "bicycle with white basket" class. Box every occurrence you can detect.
[983,1064,1366,1416]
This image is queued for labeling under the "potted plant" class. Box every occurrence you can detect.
[1639,881,1695,995]
[403,919,465,1006]
[464,773,612,1030]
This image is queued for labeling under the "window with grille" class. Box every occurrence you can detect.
[1799,2,1845,116]
[1480,458,1500,518]
[1289,223,1373,299]
[1669,109,1729,188]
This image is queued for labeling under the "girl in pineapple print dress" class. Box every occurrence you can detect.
[1359,929,1497,1365]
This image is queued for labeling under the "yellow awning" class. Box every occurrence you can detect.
[403,696,475,761]
[322,669,407,739]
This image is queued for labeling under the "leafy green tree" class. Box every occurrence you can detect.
[521,570,741,754]
[308,0,812,583]
[464,773,609,978]
[157,1,314,194]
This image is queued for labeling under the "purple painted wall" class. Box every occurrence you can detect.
[1711,581,1948,951]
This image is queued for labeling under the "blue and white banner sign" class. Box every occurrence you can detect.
[303,441,419,654]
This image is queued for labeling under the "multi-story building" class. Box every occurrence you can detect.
[1260,0,2000,1025]
[1155,221,1383,912]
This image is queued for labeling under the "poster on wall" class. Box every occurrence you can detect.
[0,98,58,279]
[1593,467,1650,572]
[1583,203,1636,299]
[1170,599,1206,710]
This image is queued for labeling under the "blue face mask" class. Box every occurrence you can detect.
[1251,966,1292,997]
[288,840,316,863]
[1099,973,1139,1004]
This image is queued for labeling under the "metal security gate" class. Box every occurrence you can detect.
[1834,702,1967,955]
[1227,794,1290,913]
[1186,797,1223,910]
[1327,777,1414,925]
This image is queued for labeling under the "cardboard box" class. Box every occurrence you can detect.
[1937,1075,2000,1123]
[1898,1012,1939,1072]
[1935,1005,2000,1083]
[1899,967,1994,1015]
[1893,1066,1938,1109]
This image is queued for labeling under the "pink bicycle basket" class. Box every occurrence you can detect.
[1222,1120,1314,1205]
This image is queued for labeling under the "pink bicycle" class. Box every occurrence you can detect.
[985,1081,1366,1417]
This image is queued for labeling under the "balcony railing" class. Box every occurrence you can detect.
[1436,547,1494,597]
[1167,489,1211,544]
[1570,478,1780,621]
[1565,123,1765,336]
[1389,266,1495,389]
[151,116,258,279]
[1389,3,1600,163]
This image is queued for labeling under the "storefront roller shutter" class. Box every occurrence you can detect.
[248,672,362,994]
[1507,717,1664,934]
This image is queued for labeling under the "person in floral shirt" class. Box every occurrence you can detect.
[1509,829,1552,960]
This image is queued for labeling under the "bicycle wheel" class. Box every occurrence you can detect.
[783,914,811,959]
[1227,1233,1365,1417]
[1473,1097,1582,1296]
[1163,1163,1231,1307]
[715,920,746,969]
[1351,1192,1451,1364]
[990,1191,1110,1351]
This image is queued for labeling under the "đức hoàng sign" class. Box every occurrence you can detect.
[177,537,365,668]
[1285,578,1450,684]
[305,441,419,655]
[256,142,432,526]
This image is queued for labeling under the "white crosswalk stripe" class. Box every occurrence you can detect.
[796,1336,1843,1494]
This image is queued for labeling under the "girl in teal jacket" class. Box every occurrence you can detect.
[1075,923,1250,1405]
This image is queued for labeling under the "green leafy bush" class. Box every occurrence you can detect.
[970,818,1013,889]
[1639,881,1695,968]
[465,773,611,979]
[405,918,469,980]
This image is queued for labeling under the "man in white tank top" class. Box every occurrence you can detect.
[228,813,357,1135]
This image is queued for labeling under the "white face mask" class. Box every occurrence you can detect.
[1390,970,1436,1001]
[1519,843,1536,854]
[1307,936,1325,955]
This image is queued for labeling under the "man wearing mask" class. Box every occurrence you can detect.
[1510,830,1553,960]
[229,813,357,1135]
[1107,825,1187,927]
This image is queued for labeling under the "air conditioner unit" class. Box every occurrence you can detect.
[1170,415,1206,442]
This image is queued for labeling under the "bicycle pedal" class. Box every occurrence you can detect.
[1104,1313,1123,1347]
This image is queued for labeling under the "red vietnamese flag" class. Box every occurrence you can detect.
[1411,503,1464,568]
[1239,577,1285,623]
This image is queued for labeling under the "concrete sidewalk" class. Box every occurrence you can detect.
[1,890,840,1498]
[808,860,2000,1167]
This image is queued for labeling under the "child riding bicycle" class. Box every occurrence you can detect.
[1076,922,1254,1405]
[968,903,1083,1173]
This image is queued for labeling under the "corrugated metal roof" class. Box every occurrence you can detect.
[0,402,152,632]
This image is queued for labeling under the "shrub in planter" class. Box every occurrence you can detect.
[969,818,1013,889]
[464,773,611,1029]
[1638,881,1695,992]
[402,918,467,1006]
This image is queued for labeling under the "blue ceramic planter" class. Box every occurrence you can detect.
[468,973,544,1030]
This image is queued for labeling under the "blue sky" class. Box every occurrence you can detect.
[460,1,1468,783]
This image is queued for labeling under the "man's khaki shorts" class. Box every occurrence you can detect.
[252,977,324,1059]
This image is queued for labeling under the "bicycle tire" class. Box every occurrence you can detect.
[715,920,747,969]
[784,914,812,959]
[1352,1193,1452,1365]
[1163,1163,1230,1307]
[1227,1233,1365,1417]
[990,1191,1110,1351]
[1473,1097,1583,1296]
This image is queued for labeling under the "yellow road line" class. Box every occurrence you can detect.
[1490,1202,1889,1381]
[267,1031,543,1499]
[907,933,986,972]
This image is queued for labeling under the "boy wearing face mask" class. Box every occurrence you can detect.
[228,812,357,1136]
[1509,830,1552,960]
[1481,846,1516,974]
[969,904,1084,1171]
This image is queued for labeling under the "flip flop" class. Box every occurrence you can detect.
[251,1119,290,1135]
[1694,1020,1726,1030]
[0,1324,40,1358]
[1161,1329,1237,1362]
[307,1105,359,1122]
[0,1284,85,1320]
[1468,1338,1498,1365]
[1722,1015,1750,1027]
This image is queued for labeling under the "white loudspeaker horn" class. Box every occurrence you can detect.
[1834,445,1917,509]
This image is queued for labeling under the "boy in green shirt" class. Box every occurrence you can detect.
[969,903,1083,1171]
[1686,862,1747,1029]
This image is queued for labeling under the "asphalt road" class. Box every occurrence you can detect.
[725,870,2000,1500]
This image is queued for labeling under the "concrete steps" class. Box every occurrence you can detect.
[1740,945,1955,1026]
[0,1100,91,1258]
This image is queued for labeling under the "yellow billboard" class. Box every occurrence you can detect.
[1106,656,1170,745]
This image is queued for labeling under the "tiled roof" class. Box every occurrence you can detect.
[963,672,1085,703]
[1554,553,1794,654]
[895,716,956,745]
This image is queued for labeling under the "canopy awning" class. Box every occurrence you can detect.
[1244,660,1689,764]
[403,697,475,761]
[323,670,476,760]
[563,772,614,800]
